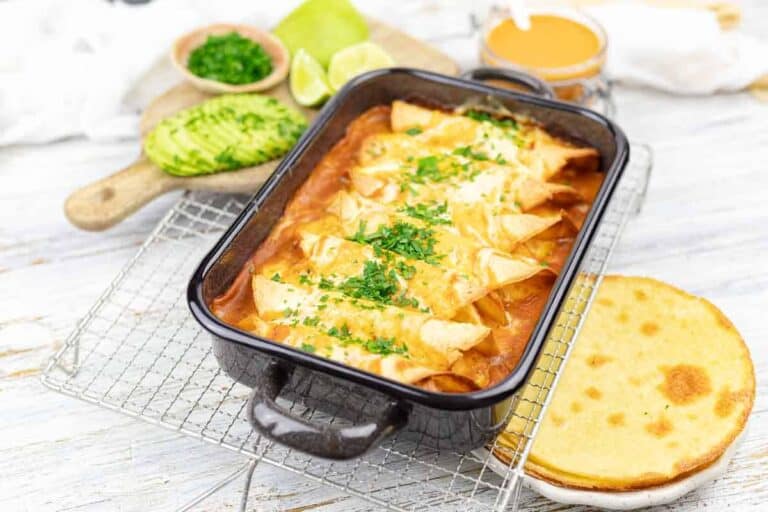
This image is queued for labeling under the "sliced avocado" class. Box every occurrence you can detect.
[170,126,219,174]
[143,93,307,176]
[145,125,201,176]
[152,118,210,176]
[177,113,232,168]
[203,121,257,167]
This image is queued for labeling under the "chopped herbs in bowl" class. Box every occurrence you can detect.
[187,32,273,85]
[172,23,290,93]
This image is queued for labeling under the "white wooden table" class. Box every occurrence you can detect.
[1,2,767,510]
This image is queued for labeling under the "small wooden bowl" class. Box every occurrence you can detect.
[171,23,289,94]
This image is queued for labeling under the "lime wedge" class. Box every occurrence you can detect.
[327,42,395,92]
[290,49,332,107]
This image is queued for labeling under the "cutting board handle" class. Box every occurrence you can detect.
[64,158,177,231]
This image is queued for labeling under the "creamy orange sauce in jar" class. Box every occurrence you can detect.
[486,15,601,70]
[480,10,608,104]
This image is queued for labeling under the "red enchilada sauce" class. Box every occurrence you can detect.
[212,105,603,393]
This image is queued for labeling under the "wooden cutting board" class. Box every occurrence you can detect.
[65,19,459,231]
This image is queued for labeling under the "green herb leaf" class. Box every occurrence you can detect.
[300,343,316,353]
[337,260,399,304]
[394,260,416,280]
[327,323,352,340]
[364,337,408,356]
[347,221,443,264]
[413,155,443,182]
[452,145,489,162]
[399,201,452,226]
[302,316,320,327]
[187,32,273,85]
[393,293,419,308]
[326,325,408,356]
[465,110,519,130]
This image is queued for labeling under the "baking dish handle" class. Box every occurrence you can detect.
[461,67,555,99]
[247,360,409,460]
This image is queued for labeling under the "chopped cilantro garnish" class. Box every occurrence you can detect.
[364,337,408,356]
[347,221,442,264]
[394,260,416,280]
[298,273,312,285]
[326,324,408,356]
[300,343,316,353]
[270,273,282,282]
[401,151,489,189]
[302,316,320,327]
[413,155,444,183]
[313,257,423,309]
[393,293,419,308]
[282,307,298,317]
[327,324,352,340]
[404,127,423,136]
[399,201,452,226]
[318,276,335,290]
[338,260,399,304]
[452,146,471,158]
[466,110,519,130]
[187,32,273,85]
[452,145,489,161]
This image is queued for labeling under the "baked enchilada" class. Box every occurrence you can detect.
[212,100,602,393]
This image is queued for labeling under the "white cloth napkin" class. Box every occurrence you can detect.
[0,0,766,146]
[0,0,297,146]
[585,3,768,94]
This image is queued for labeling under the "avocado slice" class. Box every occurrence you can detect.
[145,124,201,176]
[143,93,307,176]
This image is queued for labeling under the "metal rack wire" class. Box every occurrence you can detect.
[42,145,652,512]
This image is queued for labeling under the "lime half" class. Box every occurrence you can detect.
[274,0,369,68]
[327,42,395,92]
[290,48,332,107]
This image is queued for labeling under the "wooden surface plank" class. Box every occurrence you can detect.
[1,1,767,510]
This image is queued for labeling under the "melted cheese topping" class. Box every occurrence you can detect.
[213,101,601,391]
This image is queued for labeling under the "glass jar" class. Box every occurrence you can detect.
[478,5,615,116]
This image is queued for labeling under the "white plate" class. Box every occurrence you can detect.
[475,422,748,510]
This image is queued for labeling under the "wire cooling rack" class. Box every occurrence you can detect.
[42,144,651,512]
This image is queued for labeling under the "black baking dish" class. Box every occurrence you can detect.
[188,68,629,460]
